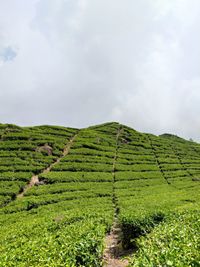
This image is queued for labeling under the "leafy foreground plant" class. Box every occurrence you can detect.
[129,211,200,267]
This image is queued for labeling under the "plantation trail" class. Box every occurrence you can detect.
[103,127,130,267]
[147,135,171,185]
[17,134,77,198]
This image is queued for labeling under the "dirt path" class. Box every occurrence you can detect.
[172,144,197,181]
[103,127,130,267]
[17,175,39,198]
[103,217,129,267]
[147,135,171,185]
[17,134,77,198]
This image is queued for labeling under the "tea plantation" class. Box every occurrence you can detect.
[0,122,199,266]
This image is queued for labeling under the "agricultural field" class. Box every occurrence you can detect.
[0,122,199,266]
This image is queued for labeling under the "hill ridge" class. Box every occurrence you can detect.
[1,121,195,145]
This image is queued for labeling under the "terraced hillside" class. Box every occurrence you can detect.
[0,122,199,267]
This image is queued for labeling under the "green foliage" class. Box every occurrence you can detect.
[39,171,113,183]
[0,122,200,266]
[130,211,200,267]
[52,162,113,172]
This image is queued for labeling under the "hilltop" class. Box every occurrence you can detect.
[0,122,199,266]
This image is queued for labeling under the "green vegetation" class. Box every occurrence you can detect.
[0,122,200,266]
[130,211,200,267]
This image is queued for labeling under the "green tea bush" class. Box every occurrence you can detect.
[130,211,200,267]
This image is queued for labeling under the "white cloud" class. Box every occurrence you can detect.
[0,0,200,141]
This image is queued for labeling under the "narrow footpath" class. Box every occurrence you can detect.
[103,127,129,267]
[171,144,197,181]
[17,134,77,198]
[147,135,171,185]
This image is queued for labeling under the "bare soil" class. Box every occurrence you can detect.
[17,175,39,198]
[103,219,130,267]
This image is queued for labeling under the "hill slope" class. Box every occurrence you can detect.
[0,122,199,266]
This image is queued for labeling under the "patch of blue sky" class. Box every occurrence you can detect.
[0,46,17,62]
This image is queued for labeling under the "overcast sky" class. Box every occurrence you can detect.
[0,0,200,140]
